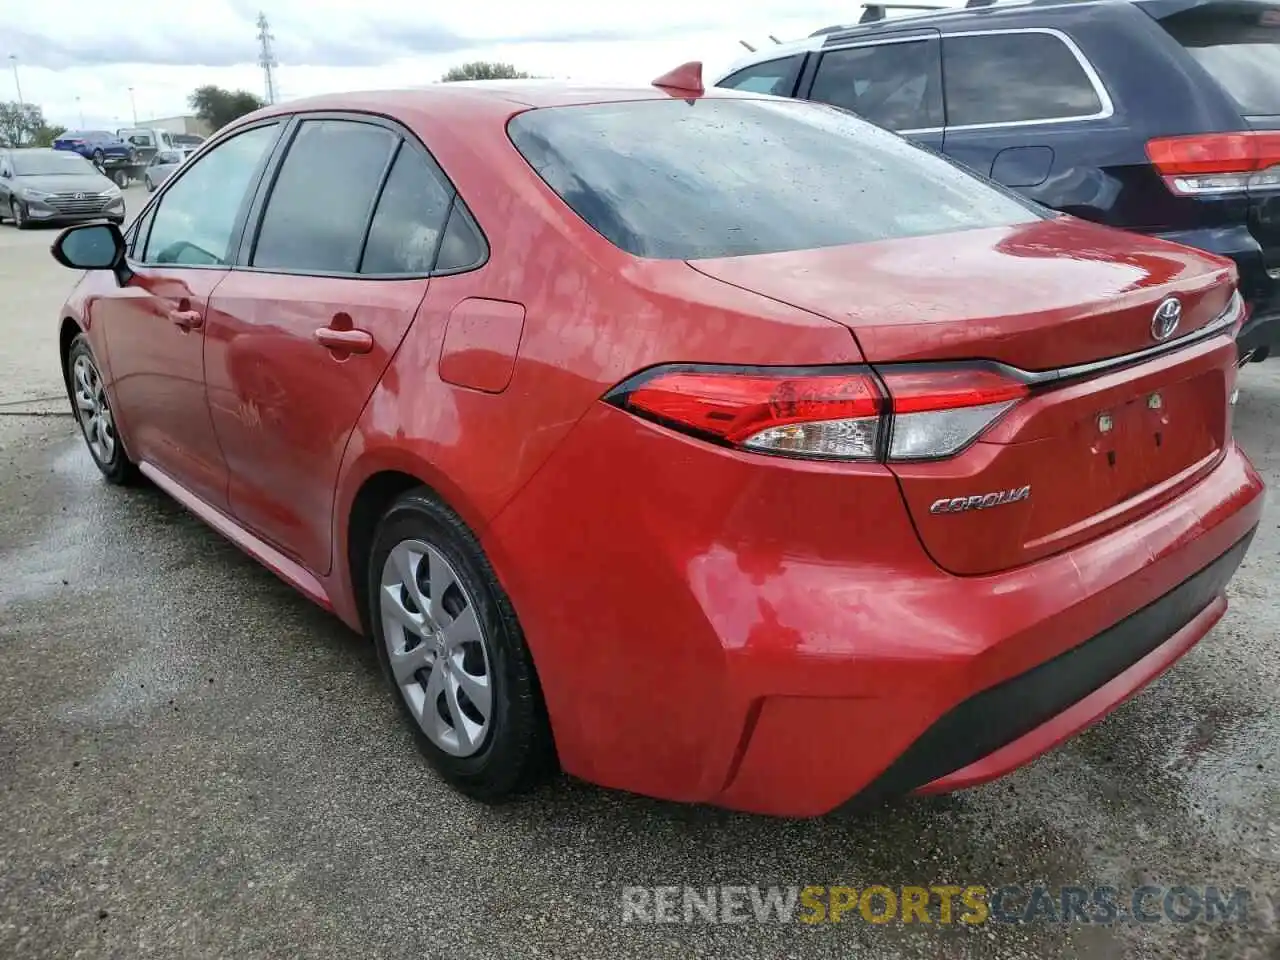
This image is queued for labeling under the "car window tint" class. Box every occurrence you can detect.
[718,56,802,96]
[360,146,454,274]
[1161,8,1280,116]
[435,203,486,272]
[143,124,279,267]
[942,32,1103,126]
[809,41,942,130]
[508,97,1039,260]
[253,119,397,273]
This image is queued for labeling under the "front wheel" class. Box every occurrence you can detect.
[368,489,556,801]
[66,334,138,484]
[11,200,30,230]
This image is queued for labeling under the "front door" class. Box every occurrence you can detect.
[204,117,456,574]
[98,121,283,508]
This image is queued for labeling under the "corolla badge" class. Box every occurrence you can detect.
[930,485,1031,515]
[1152,297,1182,341]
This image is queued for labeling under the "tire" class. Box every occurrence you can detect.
[144,175,154,192]
[66,334,139,484]
[113,169,129,188]
[91,149,104,164]
[11,200,30,230]
[367,488,555,801]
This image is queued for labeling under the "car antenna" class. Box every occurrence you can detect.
[651,61,705,96]
[739,40,757,51]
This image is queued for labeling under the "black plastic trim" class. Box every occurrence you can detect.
[846,529,1255,810]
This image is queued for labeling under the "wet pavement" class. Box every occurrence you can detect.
[1,349,1278,958]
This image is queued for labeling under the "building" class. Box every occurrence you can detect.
[136,115,212,137]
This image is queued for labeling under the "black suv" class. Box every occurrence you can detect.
[716,0,1280,361]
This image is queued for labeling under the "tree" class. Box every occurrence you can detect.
[441,61,531,82]
[0,101,48,148]
[32,123,66,148]
[188,86,266,133]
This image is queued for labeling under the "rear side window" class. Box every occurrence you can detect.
[942,32,1104,126]
[507,98,1040,260]
[809,40,943,131]
[1162,7,1280,116]
[718,56,803,96]
[253,119,398,273]
[360,146,455,275]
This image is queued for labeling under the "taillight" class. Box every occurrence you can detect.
[879,367,1029,460]
[606,364,1027,462]
[1146,132,1280,196]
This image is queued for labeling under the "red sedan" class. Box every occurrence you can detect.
[50,69,1264,817]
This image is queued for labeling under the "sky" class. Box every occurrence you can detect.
[1,0,953,132]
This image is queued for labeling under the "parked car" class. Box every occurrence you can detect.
[0,148,124,229]
[142,147,196,192]
[116,127,177,166]
[717,0,1280,363]
[48,78,1263,817]
[53,130,135,167]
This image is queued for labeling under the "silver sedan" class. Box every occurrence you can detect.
[142,148,196,192]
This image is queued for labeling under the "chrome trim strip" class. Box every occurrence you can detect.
[826,27,1114,134]
[1019,292,1243,386]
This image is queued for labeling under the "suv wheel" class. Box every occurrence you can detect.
[367,488,556,801]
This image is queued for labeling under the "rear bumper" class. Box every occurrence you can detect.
[855,530,1251,805]
[488,403,1266,818]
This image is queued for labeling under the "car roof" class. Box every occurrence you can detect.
[715,0,1224,78]
[249,80,753,124]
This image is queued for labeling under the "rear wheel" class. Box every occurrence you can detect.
[91,148,104,165]
[66,334,138,484]
[367,489,555,801]
[144,175,154,192]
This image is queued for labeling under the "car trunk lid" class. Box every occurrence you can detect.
[688,218,1240,575]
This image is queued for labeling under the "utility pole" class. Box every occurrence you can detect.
[75,96,84,127]
[128,87,137,125]
[8,54,22,107]
[256,13,278,105]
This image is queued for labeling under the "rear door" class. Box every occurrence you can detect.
[204,115,456,575]
[798,31,944,151]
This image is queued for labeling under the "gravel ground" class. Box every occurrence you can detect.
[0,215,1277,959]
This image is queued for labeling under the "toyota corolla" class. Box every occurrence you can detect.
[49,68,1264,816]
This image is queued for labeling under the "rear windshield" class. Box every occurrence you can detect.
[1163,5,1280,115]
[507,97,1041,260]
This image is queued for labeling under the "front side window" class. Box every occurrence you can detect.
[508,97,1039,260]
[143,123,280,266]
[942,32,1104,126]
[808,41,943,131]
[718,56,803,96]
[252,119,398,273]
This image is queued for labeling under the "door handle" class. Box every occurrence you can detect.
[314,326,374,354]
[169,309,203,330]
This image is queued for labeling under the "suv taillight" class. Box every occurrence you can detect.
[1146,131,1280,196]
[606,364,1028,462]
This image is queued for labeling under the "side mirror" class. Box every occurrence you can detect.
[51,222,133,286]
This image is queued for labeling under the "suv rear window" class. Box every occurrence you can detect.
[1162,5,1280,116]
[507,98,1040,260]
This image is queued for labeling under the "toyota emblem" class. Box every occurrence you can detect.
[1152,297,1181,341]
[74,192,84,200]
